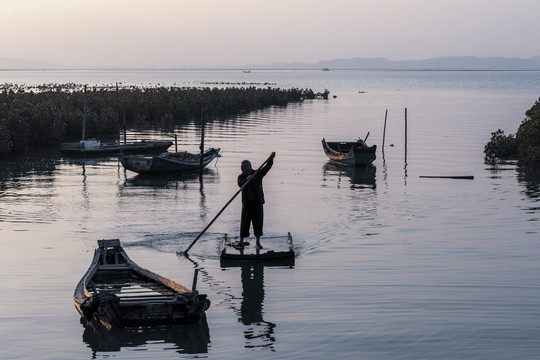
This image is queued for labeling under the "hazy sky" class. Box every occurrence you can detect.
[1,0,539,67]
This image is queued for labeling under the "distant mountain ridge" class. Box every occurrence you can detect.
[2,55,540,70]
[0,57,64,69]
[264,56,540,70]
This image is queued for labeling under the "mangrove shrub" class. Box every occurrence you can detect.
[0,84,320,154]
[485,97,540,164]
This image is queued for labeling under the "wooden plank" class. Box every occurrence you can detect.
[420,175,474,180]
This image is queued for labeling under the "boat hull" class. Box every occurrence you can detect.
[61,140,173,156]
[74,239,210,330]
[321,138,376,166]
[120,148,220,174]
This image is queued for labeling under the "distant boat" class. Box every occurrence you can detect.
[74,239,210,330]
[321,138,376,166]
[119,147,220,174]
[61,84,172,157]
[242,70,251,73]
[322,68,330,71]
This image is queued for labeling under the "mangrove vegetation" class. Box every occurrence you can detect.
[484,97,540,165]
[0,84,329,155]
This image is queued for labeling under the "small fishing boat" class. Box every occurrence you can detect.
[74,239,210,330]
[220,233,295,266]
[61,139,173,156]
[119,147,220,174]
[321,138,376,166]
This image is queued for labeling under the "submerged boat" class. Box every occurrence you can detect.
[119,147,220,174]
[61,139,173,156]
[74,239,210,330]
[321,138,376,166]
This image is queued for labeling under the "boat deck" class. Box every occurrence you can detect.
[89,269,177,303]
[220,233,295,266]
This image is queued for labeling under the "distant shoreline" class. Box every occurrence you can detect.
[2,55,540,71]
[2,68,540,72]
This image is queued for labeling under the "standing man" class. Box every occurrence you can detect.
[237,152,275,249]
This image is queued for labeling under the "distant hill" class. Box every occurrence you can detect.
[0,57,64,69]
[262,56,540,70]
[2,55,540,70]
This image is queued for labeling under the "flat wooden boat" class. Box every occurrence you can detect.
[220,233,295,266]
[119,147,220,174]
[74,239,210,330]
[61,139,173,156]
[321,138,376,166]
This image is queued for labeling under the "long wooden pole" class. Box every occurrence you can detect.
[179,153,273,255]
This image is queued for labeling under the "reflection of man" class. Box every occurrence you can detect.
[239,264,275,349]
[237,152,275,249]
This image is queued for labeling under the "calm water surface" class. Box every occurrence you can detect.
[1,70,540,359]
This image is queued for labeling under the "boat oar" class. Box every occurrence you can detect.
[178,153,274,255]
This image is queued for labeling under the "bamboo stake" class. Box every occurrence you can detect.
[382,109,388,150]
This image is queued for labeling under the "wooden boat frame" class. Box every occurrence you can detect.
[74,239,210,330]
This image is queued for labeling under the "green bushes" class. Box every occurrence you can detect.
[485,97,540,164]
[0,84,318,154]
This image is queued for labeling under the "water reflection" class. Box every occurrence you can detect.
[122,168,217,188]
[81,317,210,355]
[322,162,376,189]
[236,264,276,350]
[0,149,59,183]
[517,165,540,202]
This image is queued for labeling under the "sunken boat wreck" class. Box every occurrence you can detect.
[74,239,210,330]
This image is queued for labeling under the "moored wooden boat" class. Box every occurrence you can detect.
[321,138,376,166]
[220,233,295,266]
[74,239,210,330]
[61,139,173,156]
[119,147,220,174]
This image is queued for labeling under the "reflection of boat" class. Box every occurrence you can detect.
[220,233,295,267]
[123,169,213,187]
[323,162,376,188]
[119,148,220,174]
[321,138,376,166]
[74,239,210,330]
[61,139,173,156]
[82,317,210,354]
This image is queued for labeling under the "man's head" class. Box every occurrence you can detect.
[241,160,252,175]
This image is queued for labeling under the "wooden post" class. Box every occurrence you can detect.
[192,268,199,291]
[115,82,119,139]
[81,85,87,141]
[382,109,388,150]
[199,104,205,171]
[404,108,408,164]
[122,101,127,144]
[175,134,178,153]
